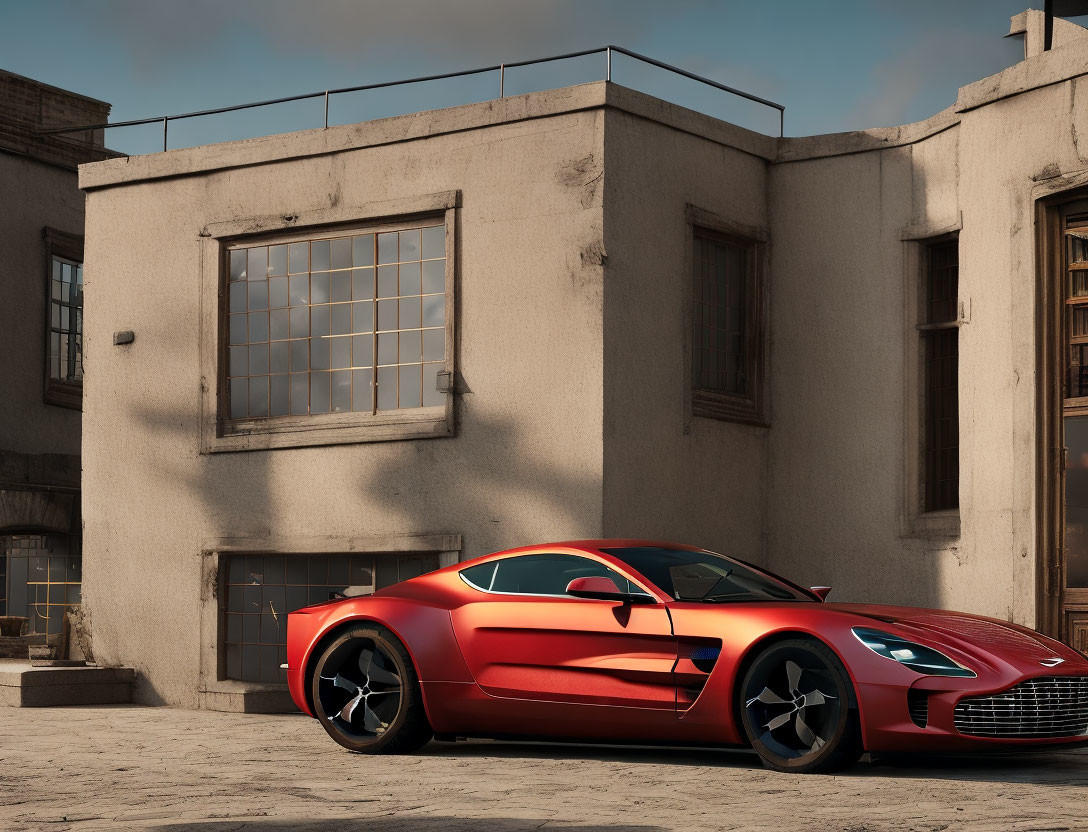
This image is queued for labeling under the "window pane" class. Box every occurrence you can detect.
[331,237,352,270]
[229,314,247,345]
[332,370,351,412]
[353,335,373,368]
[290,373,308,414]
[229,346,248,377]
[399,364,422,408]
[352,268,375,300]
[311,305,330,338]
[230,249,247,281]
[330,336,350,369]
[331,303,351,336]
[378,266,398,298]
[289,242,309,274]
[423,329,444,362]
[421,225,444,260]
[399,229,420,262]
[422,295,444,327]
[378,299,397,332]
[399,330,421,364]
[377,366,397,410]
[352,369,373,411]
[353,234,375,267]
[331,272,351,303]
[352,301,374,333]
[378,232,398,264]
[692,233,747,395]
[422,362,444,406]
[377,332,397,366]
[311,272,330,304]
[489,554,620,596]
[399,262,421,296]
[270,309,290,341]
[310,371,331,413]
[269,276,288,308]
[311,336,330,370]
[230,378,248,418]
[229,281,247,313]
[248,247,267,281]
[311,240,331,272]
[399,296,421,329]
[249,375,269,417]
[268,244,287,277]
[269,341,289,374]
[248,280,268,311]
[290,339,308,372]
[249,343,269,375]
[290,306,309,338]
[270,374,289,416]
[289,274,309,306]
[248,312,269,343]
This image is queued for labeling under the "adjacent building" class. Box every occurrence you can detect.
[75,10,1088,709]
[0,71,114,656]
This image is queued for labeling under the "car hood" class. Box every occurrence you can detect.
[825,603,1083,665]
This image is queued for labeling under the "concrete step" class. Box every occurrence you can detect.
[0,660,135,707]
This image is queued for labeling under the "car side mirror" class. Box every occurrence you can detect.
[566,576,652,604]
[810,586,831,601]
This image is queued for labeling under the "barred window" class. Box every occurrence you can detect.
[691,225,764,424]
[1,534,82,640]
[922,239,959,512]
[222,553,440,683]
[224,222,447,422]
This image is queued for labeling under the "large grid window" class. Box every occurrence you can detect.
[225,223,446,421]
[1,535,82,640]
[223,552,440,683]
[49,256,83,384]
[922,239,959,512]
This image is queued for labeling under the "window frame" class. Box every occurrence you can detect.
[900,222,962,538]
[685,206,768,427]
[42,227,84,410]
[198,192,459,453]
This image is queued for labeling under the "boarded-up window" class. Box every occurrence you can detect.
[222,552,440,684]
[692,227,764,424]
[923,240,959,512]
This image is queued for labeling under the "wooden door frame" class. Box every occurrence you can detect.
[1037,188,1088,641]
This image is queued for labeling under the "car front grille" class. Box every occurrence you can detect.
[954,676,1088,739]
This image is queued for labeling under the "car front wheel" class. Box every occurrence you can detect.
[739,638,862,774]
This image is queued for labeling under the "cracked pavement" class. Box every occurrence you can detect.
[1,706,1087,831]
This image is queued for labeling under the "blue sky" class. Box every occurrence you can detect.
[0,1,1049,154]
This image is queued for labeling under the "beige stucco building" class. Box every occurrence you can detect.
[72,10,1088,709]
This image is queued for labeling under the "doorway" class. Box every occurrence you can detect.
[1039,195,1088,652]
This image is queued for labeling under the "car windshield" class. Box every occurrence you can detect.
[600,547,814,603]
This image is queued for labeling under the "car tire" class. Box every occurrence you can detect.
[738,638,862,774]
[311,624,433,754]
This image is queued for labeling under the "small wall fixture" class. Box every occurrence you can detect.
[113,330,135,345]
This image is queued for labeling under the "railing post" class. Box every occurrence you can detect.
[779,109,784,138]
[606,47,612,82]
[162,117,168,152]
[324,91,330,128]
[499,64,505,98]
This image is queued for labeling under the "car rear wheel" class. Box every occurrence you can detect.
[739,638,862,774]
[311,624,432,754]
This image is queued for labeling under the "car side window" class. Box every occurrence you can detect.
[460,554,641,597]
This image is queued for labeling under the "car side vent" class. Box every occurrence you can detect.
[907,689,929,728]
[690,644,722,674]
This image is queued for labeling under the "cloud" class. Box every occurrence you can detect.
[67,0,714,72]
[844,24,1023,128]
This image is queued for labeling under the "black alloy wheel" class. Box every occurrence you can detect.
[311,624,432,754]
[739,638,862,773]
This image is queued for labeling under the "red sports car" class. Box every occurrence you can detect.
[286,540,1088,773]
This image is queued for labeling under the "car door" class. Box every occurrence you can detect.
[450,553,677,709]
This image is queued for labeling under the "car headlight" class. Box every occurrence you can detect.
[852,627,976,677]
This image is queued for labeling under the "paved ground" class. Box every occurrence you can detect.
[1,706,1087,832]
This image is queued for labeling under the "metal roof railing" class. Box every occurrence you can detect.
[38,45,785,153]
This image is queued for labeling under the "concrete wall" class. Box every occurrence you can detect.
[81,91,609,706]
[0,153,84,458]
[601,105,769,561]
